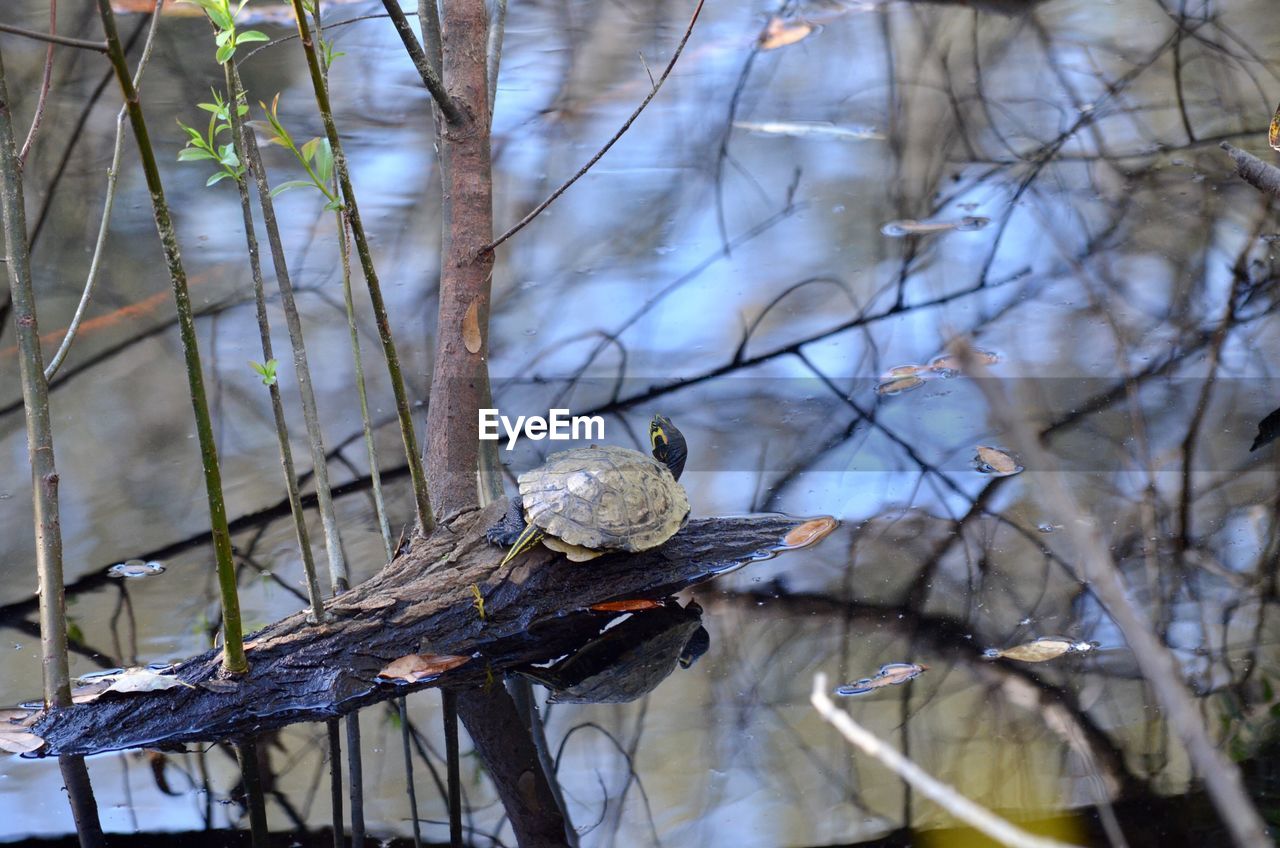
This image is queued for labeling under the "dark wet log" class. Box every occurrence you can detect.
[31,502,812,756]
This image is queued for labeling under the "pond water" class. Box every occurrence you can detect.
[2,0,1280,845]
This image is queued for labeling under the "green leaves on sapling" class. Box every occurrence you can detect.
[178,0,269,64]
[255,94,344,210]
[176,89,248,187]
[250,359,279,386]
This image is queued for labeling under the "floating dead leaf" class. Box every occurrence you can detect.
[590,599,664,612]
[107,559,166,578]
[377,653,469,684]
[836,662,927,696]
[462,300,482,354]
[759,16,813,50]
[733,121,881,142]
[885,364,926,378]
[983,637,1098,663]
[928,354,962,376]
[875,374,924,396]
[782,516,838,549]
[0,728,44,754]
[1271,100,1280,152]
[881,216,990,238]
[973,445,1022,477]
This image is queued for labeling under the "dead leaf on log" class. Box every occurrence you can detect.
[0,708,36,726]
[1270,100,1280,152]
[0,727,44,754]
[377,653,470,684]
[590,599,664,612]
[759,17,813,50]
[781,516,838,549]
[463,300,482,354]
[72,668,194,703]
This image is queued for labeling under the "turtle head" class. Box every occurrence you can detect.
[649,414,687,481]
[679,626,710,669]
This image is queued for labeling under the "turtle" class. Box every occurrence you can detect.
[486,414,690,565]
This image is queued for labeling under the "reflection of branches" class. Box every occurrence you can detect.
[553,719,663,847]
[812,674,1084,848]
[481,0,707,256]
[963,344,1270,847]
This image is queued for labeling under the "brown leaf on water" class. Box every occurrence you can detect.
[1270,101,1280,152]
[0,728,44,754]
[875,374,924,396]
[462,300,482,354]
[974,445,1021,477]
[782,516,838,549]
[590,599,664,612]
[759,17,813,50]
[985,637,1076,663]
[377,653,469,684]
[836,662,927,696]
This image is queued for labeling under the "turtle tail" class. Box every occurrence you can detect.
[499,523,545,567]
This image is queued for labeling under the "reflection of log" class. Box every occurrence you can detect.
[33,501,810,756]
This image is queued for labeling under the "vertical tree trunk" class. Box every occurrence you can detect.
[425,0,496,518]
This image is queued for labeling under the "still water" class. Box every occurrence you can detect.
[2,0,1280,845]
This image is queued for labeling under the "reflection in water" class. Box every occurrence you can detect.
[1,0,1280,844]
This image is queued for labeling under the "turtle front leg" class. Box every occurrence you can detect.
[486,497,527,546]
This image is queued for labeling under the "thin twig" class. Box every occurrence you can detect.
[811,674,1083,848]
[286,0,435,533]
[0,40,71,708]
[237,13,389,64]
[18,0,56,166]
[0,22,106,53]
[46,0,166,381]
[93,0,247,674]
[222,59,327,624]
[336,213,394,561]
[231,62,350,592]
[399,698,424,848]
[957,341,1271,848]
[480,0,706,256]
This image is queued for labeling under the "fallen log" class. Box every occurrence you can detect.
[29,500,833,756]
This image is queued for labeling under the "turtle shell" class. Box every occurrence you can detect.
[518,445,689,553]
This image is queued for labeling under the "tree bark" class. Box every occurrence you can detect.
[425,0,496,519]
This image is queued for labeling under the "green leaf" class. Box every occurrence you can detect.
[214,29,233,47]
[197,102,221,115]
[249,359,279,386]
[324,198,344,211]
[215,41,236,64]
[66,620,84,645]
[237,30,269,44]
[313,138,333,184]
[270,180,314,197]
[178,148,217,162]
[207,171,234,187]
[208,6,234,31]
[301,136,321,163]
